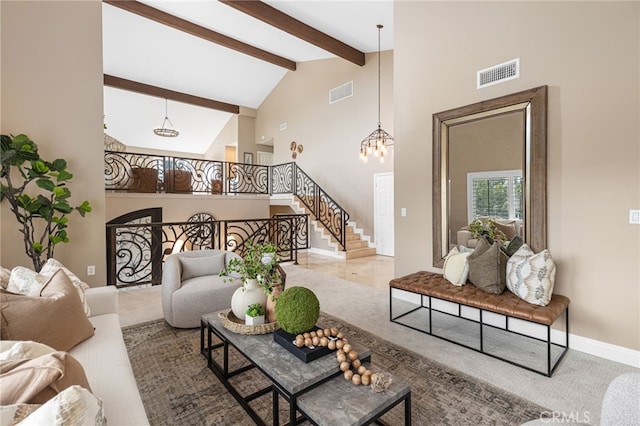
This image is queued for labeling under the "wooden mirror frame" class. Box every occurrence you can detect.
[432,86,547,267]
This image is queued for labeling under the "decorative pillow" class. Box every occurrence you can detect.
[0,351,91,405]
[40,259,90,317]
[494,220,518,240]
[498,236,524,286]
[506,244,556,306]
[0,341,56,362]
[0,266,10,289]
[468,237,505,294]
[442,247,471,286]
[0,269,95,351]
[16,385,105,426]
[7,267,48,296]
[180,252,226,281]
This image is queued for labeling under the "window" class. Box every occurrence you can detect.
[467,170,522,223]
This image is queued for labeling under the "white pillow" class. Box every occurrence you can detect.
[506,244,556,306]
[443,247,471,286]
[40,259,90,317]
[17,385,105,426]
[0,266,11,289]
[0,341,56,361]
[7,267,47,295]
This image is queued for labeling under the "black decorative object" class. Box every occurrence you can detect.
[273,327,331,363]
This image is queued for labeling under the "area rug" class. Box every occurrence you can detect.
[123,313,547,425]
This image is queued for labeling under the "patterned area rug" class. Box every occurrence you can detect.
[123,313,547,425]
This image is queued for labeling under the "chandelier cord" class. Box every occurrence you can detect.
[377,24,382,127]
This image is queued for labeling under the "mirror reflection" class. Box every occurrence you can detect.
[432,86,547,267]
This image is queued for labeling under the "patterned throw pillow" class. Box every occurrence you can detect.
[16,386,105,426]
[442,247,471,286]
[7,267,48,295]
[40,259,90,317]
[506,244,557,306]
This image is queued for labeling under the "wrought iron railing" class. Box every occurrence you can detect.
[105,151,349,250]
[105,215,308,288]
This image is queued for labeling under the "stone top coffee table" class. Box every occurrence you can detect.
[200,311,371,425]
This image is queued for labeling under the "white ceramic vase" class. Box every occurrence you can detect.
[231,278,267,320]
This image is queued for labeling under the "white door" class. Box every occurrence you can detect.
[257,151,273,166]
[374,173,394,256]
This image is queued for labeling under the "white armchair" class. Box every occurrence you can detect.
[161,249,243,328]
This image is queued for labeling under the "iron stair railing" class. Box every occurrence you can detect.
[105,151,350,251]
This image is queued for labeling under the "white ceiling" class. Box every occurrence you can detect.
[102,0,394,155]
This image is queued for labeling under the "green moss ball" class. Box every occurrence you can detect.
[275,286,320,335]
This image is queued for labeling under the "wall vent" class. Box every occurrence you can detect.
[477,58,520,89]
[329,81,353,104]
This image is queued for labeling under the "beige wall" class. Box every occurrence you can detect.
[394,2,640,350]
[255,53,394,239]
[1,1,106,285]
[105,194,270,223]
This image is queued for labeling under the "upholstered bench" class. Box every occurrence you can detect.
[389,271,570,376]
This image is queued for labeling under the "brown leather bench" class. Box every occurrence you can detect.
[389,271,570,377]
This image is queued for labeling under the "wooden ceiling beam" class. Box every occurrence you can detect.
[103,0,296,71]
[220,0,365,67]
[104,74,240,114]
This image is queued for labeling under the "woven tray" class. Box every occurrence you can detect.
[218,310,279,335]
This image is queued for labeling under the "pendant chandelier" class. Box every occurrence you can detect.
[153,98,179,138]
[360,24,393,164]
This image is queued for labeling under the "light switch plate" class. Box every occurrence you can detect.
[401,208,407,217]
[630,209,640,224]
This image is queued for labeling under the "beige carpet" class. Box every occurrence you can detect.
[123,314,547,425]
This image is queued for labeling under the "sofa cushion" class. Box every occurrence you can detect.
[442,247,471,286]
[40,259,91,317]
[468,237,504,294]
[506,244,556,306]
[180,252,226,280]
[0,351,91,405]
[0,269,95,351]
[16,385,105,426]
[494,220,518,240]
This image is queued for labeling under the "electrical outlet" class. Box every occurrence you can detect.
[87,265,96,276]
[630,209,640,225]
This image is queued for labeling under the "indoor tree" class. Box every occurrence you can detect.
[0,133,92,271]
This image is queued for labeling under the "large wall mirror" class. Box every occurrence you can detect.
[432,86,547,267]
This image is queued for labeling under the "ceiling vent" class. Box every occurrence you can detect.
[477,58,520,89]
[329,81,353,104]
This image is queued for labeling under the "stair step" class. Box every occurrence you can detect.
[346,239,369,250]
[345,247,377,259]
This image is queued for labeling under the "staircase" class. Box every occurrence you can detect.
[271,194,376,259]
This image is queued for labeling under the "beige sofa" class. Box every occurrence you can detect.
[457,218,523,248]
[70,286,148,425]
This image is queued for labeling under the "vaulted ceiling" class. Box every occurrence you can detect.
[102,0,394,155]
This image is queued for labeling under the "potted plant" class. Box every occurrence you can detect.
[245,303,265,325]
[468,218,507,243]
[221,239,280,319]
[0,134,92,271]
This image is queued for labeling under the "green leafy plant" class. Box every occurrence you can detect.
[0,134,92,271]
[220,239,279,294]
[468,218,507,242]
[245,303,265,318]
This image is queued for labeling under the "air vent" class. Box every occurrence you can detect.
[329,81,353,104]
[477,58,520,89]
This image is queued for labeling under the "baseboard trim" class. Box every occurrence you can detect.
[391,289,640,369]
[308,247,344,259]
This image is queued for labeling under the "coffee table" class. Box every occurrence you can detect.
[200,311,373,425]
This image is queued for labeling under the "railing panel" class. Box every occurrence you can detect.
[105,152,163,192]
[271,163,294,194]
[295,166,317,214]
[106,216,307,287]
